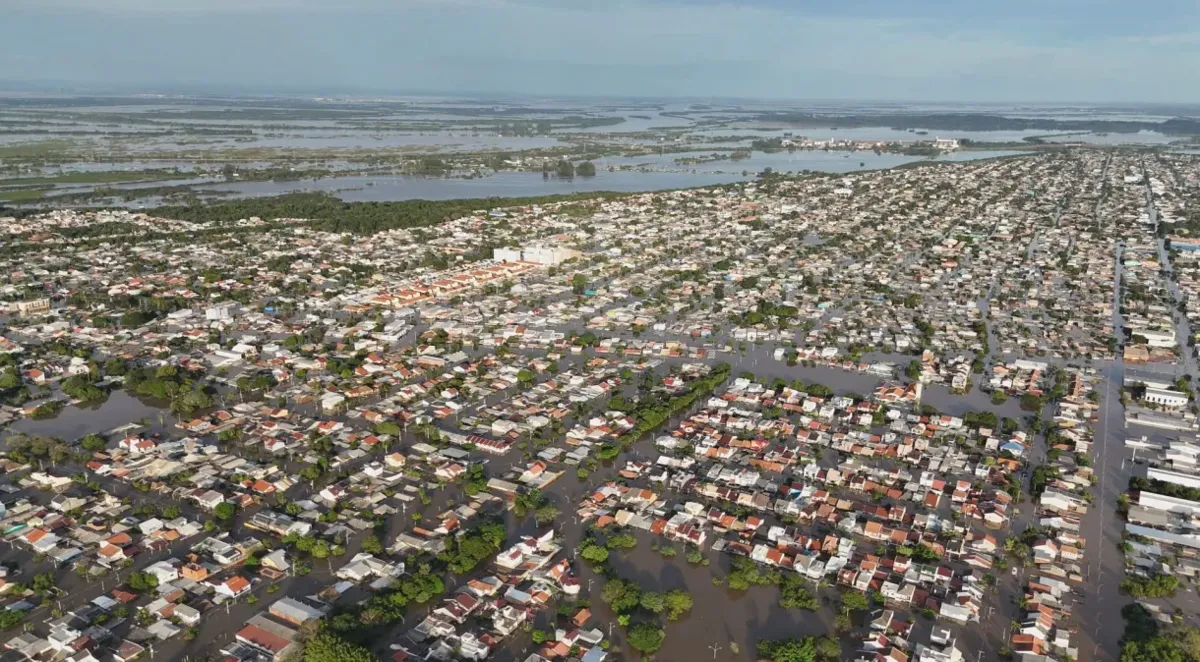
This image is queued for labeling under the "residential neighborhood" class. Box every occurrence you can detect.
[1,149,1199,662]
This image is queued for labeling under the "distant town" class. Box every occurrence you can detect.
[0,147,1199,662]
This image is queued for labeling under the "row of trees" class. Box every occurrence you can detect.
[148,191,622,234]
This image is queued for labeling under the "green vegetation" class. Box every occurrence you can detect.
[1119,603,1200,662]
[463,464,489,495]
[726,555,779,591]
[599,575,694,653]
[437,520,506,574]
[579,540,610,564]
[2,169,184,187]
[627,621,666,655]
[125,364,214,414]
[30,400,65,420]
[142,191,625,235]
[605,532,638,550]
[126,571,159,593]
[1130,476,1200,502]
[302,631,376,662]
[778,573,819,610]
[1030,465,1059,499]
[0,188,49,202]
[1120,573,1180,598]
[757,636,842,662]
[512,488,561,524]
[611,362,732,447]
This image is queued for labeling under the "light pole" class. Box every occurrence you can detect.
[709,643,723,659]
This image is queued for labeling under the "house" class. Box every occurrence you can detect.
[214,575,252,599]
[269,597,327,625]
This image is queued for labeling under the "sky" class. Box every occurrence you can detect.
[4,0,1200,103]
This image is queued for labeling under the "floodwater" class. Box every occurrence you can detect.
[204,171,754,201]
[9,391,169,440]
[1044,130,1178,145]
[599,149,1024,174]
[689,126,1055,143]
[196,149,1022,203]
[122,132,565,153]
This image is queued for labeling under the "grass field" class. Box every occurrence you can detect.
[0,170,184,187]
[0,188,49,202]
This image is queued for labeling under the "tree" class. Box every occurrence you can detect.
[127,571,159,593]
[1121,573,1179,598]
[555,160,576,178]
[361,534,384,555]
[0,610,25,629]
[80,434,107,452]
[813,636,841,661]
[757,637,817,662]
[576,161,597,177]
[1121,637,1187,662]
[214,502,236,520]
[606,532,638,550]
[374,421,400,436]
[534,503,561,525]
[311,540,331,559]
[579,542,609,564]
[905,360,922,381]
[571,273,588,295]
[663,589,693,620]
[303,632,376,662]
[0,369,20,390]
[162,505,181,520]
[639,591,665,614]
[779,574,818,610]
[31,572,55,594]
[600,579,641,614]
[627,622,665,655]
[840,590,869,614]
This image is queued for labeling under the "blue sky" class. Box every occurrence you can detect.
[5,0,1200,102]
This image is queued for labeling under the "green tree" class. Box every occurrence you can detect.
[126,571,159,593]
[813,636,841,661]
[374,421,400,436]
[663,589,693,620]
[757,637,816,662]
[600,579,641,614]
[579,542,609,564]
[840,590,869,614]
[31,572,55,594]
[639,591,665,614]
[361,534,384,555]
[627,622,665,655]
[303,632,376,662]
[80,434,107,452]
[214,502,236,520]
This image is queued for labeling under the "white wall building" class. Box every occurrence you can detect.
[493,244,581,266]
[1144,387,1189,409]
